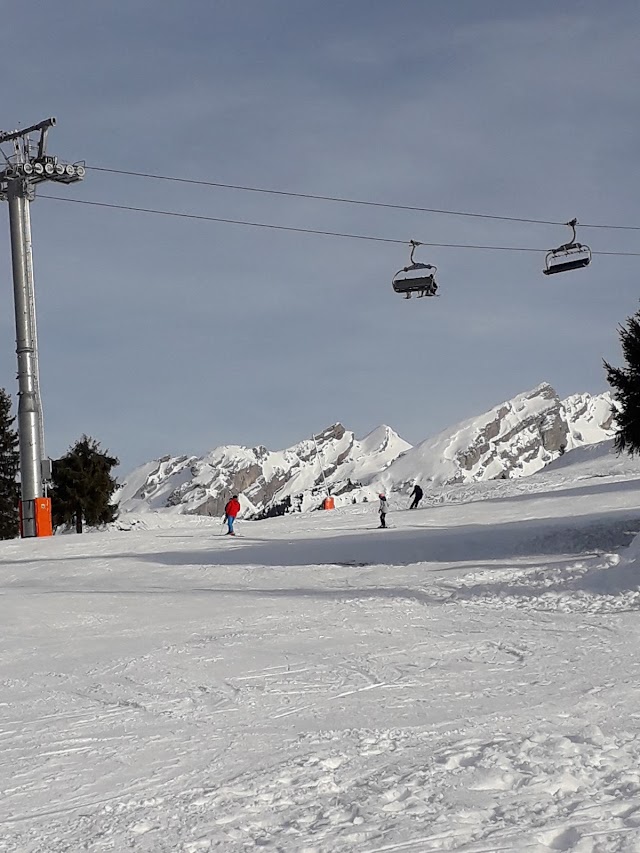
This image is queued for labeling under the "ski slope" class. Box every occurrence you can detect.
[2,445,640,852]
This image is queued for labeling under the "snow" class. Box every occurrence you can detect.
[3,443,640,851]
[117,455,198,513]
[563,394,617,449]
[118,425,412,518]
[381,385,614,492]
[116,386,613,520]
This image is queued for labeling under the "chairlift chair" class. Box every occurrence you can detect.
[543,218,591,275]
[392,240,439,299]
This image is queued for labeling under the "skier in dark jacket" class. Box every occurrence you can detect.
[224,496,241,536]
[409,484,423,509]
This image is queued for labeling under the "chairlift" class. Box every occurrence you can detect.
[543,218,591,275]
[392,240,439,299]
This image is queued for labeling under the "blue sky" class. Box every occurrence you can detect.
[1,0,639,473]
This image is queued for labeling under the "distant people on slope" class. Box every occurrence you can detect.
[224,495,241,536]
[409,483,423,509]
[378,493,389,528]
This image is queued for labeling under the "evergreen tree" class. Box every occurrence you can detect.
[604,307,640,455]
[0,389,20,539]
[51,435,119,533]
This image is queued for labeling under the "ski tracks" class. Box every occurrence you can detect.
[20,725,638,852]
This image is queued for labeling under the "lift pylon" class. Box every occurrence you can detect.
[0,118,85,536]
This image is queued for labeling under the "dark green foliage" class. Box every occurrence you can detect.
[0,389,19,539]
[604,309,640,455]
[51,435,119,533]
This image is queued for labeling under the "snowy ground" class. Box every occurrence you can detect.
[3,448,640,852]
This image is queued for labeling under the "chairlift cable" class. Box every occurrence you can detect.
[38,195,640,257]
[85,165,640,232]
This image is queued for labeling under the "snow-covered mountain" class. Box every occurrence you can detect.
[117,383,615,519]
[117,423,411,518]
[377,383,615,492]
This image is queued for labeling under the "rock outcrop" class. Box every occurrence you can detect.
[117,384,615,518]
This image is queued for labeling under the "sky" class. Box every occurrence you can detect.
[0,0,639,474]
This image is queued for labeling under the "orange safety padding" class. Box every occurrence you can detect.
[34,497,53,537]
[323,497,335,510]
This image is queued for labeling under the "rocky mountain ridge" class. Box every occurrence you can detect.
[117,383,615,519]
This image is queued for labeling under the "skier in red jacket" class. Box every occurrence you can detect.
[224,496,241,536]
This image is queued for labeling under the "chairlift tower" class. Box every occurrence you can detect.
[0,118,85,537]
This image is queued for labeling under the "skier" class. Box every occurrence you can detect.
[224,495,241,536]
[409,483,423,509]
[378,493,389,528]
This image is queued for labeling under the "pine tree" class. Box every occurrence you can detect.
[51,435,119,533]
[604,308,640,455]
[0,389,20,539]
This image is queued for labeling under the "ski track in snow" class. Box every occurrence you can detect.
[2,466,640,850]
